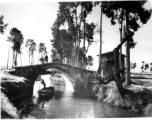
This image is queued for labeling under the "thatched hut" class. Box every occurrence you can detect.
[97,51,126,77]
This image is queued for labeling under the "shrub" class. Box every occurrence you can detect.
[144,104,152,116]
[1,92,19,118]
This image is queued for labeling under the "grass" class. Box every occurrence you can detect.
[1,71,30,118]
[1,92,19,118]
[93,81,152,115]
[144,104,152,116]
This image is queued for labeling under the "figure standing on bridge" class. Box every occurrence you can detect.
[41,80,46,89]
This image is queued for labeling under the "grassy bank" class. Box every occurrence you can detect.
[92,81,152,116]
[1,71,31,118]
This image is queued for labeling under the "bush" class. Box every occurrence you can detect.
[1,92,19,118]
[94,80,152,113]
[103,81,123,106]
[144,104,152,116]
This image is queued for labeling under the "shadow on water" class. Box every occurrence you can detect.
[12,74,145,118]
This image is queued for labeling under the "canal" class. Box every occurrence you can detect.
[15,75,144,118]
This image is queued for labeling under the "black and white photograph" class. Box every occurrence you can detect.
[0,0,152,119]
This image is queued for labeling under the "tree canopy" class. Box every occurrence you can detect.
[9,28,24,67]
[51,2,95,68]
[0,15,8,34]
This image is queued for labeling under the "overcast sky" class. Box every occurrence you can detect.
[0,0,152,72]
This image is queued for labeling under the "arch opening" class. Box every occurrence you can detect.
[33,68,74,97]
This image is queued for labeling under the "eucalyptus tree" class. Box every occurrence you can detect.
[87,55,94,69]
[93,2,103,76]
[9,28,24,68]
[39,43,47,64]
[0,15,8,34]
[101,1,152,85]
[150,63,152,72]
[51,2,78,65]
[80,2,93,49]
[39,43,45,64]
[6,37,11,70]
[25,39,33,65]
[141,61,145,73]
[144,63,149,73]
[84,22,95,53]
[130,62,136,73]
[77,2,94,67]
[30,41,37,65]
[51,2,95,67]
[51,48,60,63]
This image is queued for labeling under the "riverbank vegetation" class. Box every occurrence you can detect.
[92,80,152,116]
[1,71,31,118]
[1,1,152,118]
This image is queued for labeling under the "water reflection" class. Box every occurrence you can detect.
[19,74,144,118]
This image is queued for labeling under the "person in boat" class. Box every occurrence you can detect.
[36,75,43,81]
[41,80,46,89]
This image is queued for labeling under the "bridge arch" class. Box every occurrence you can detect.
[10,63,95,95]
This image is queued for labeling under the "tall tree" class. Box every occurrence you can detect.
[87,55,94,70]
[144,63,149,73]
[0,15,8,34]
[6,37,11,70]
[80,2,93,49]
[26,39,36,65]
[30,41,37,65]
[39,46,47,64]
[101,1,152,85]
[94,2,103,76]
[39,43,47,64]
[119,9,125,71]
[39,43,45,64]
[26,39,33,65]
[0,16,9,69]
[130,62,136,73]
[150,63,152,73]
[51,2,95,67]
[9,28,24,67]
[77,2,94,67]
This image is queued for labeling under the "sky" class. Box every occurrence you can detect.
[0,0,152,72]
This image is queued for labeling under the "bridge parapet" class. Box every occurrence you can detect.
[10,63,96,95]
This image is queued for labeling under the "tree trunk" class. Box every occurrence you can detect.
[83,19,86,68]
[119,21,123,70]
[97,4,102,76]
[12,51,14,68]
[38,51,39,64]
[83,20,85,49]
[7,43,10,70]
[114,49,123,94]
[126,9,131,85]
[31,54,33,65]
[33,54,35,65]
[20,53,22,66]
[77,6,83,67]
[75,6,78,46]
[15,51,18,67]
[29,50,30,65]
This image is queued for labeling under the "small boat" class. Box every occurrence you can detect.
[38,86,55,98]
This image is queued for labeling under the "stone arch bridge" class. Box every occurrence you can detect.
[8,63,96,95]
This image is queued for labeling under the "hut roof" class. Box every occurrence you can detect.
[97,51,126,57]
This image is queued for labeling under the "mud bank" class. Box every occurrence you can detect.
[1,71,32,118]
[91,81,152,116]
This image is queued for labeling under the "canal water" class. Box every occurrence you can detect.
[18,75,144,118]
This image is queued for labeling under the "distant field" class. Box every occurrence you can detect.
[131,73,152,86]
